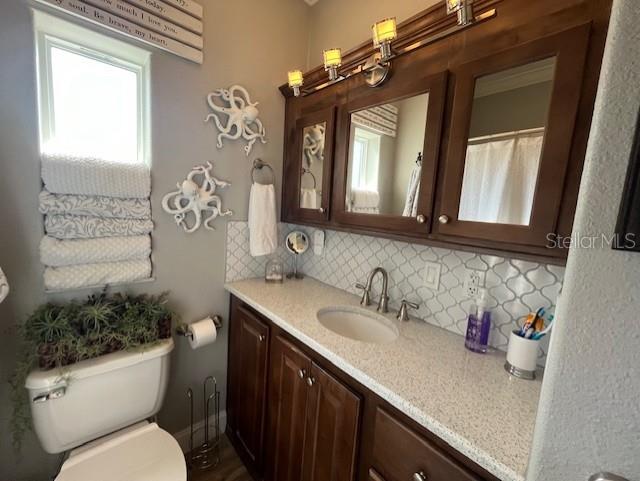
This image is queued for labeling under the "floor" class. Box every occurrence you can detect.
[189,435,252,481]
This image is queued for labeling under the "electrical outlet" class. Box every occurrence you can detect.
[423,261,441,290]
[464,269,485,298]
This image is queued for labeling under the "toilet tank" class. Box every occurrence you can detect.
[25,338,174,454]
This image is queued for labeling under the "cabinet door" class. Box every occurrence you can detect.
[333,71,447,236]
[371,408,482,481]
[285,106,337,223]
[435,25,590,248]
[228,306,270,467]
[301,363,361,481]
[266,335,312,481]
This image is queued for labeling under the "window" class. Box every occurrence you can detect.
[351,127,381,191]
[34,11,150,164]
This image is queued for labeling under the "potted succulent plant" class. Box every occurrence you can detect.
[10,291,177,451]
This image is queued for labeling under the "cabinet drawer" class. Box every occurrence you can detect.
[372,408,482,481]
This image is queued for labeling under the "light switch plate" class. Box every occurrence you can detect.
[423,261,441,290]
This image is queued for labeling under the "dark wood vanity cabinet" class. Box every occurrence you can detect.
[266,334,361,481]
[226,304,270,472]
[370,408,482,481]
[227,296,499,481]
[302,363,361,481]
[266,335,311,481]
[280,0,612,263]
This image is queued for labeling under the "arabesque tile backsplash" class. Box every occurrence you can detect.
[225,221,564,363]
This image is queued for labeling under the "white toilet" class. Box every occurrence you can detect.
[25,338,186,481]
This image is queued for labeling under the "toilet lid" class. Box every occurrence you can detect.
[56,422,186,481]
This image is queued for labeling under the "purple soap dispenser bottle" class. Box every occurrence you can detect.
[464,289,491,353]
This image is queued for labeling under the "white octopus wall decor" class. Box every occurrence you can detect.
[0,267,9,304]
[302,123,326,168]
[204,85,267,156]
[162,161,233,233]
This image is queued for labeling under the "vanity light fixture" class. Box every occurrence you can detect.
[372,17,397,62]
[363,17,397,88]
[446,0,475,26]
[323,48,342,82]
[288,69,304,97]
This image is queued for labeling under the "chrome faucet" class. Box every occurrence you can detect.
[356,267,389,313]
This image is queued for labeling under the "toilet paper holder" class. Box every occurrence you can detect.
[176,315,223,339]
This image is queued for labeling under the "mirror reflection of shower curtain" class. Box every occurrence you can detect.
[458,131,544,225]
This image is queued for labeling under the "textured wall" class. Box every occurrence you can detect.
[527,0,640,479]
[226,221,564,362]
[0,1,309,479]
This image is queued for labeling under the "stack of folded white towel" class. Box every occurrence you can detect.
[39,153,153,291]
[349,189,380,214]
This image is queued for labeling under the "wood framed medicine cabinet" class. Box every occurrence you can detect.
[332,70,448,235]
[280,0,613,264]
[433,25,590,247]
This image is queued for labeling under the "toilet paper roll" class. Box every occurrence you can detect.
[187,317,218,349]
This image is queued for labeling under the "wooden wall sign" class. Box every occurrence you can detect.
[614,109,640,252]
[35,0,204,64]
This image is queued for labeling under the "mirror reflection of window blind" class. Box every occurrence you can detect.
[35,0,204,64]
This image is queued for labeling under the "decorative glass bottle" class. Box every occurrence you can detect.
[265,258,284,283]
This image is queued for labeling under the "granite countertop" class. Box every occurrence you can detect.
[225,277,542,481]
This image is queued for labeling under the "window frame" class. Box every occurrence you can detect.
[33,10,151,165]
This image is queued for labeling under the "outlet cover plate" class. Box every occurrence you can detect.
[423,261,441,290]
[464,269,486,298]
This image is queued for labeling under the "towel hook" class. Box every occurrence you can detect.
[251,159,276,185]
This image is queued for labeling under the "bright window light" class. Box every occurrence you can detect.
[47,46,139,163]
[35,11,149,165]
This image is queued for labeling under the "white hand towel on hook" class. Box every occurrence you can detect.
[248,183,278,257]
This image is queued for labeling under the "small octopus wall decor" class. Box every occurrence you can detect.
[162,161,233,233]
[204,85,267,156]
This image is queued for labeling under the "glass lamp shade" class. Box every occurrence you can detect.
[372,17,397,47]
[287,70,304,88]
[446,0,463,13]
[323,48,342,69]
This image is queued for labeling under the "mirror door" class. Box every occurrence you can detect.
[436,25,590,246]
[334,72,447,234]
[289,107,336,222]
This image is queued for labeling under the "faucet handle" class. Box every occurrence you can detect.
[397,299,420,322]
[355,282,371,306]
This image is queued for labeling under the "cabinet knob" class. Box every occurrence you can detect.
[438,215,450,224]
[259,334,266,342]
[298,369,306,379]
[412,472,427,481]
[306,376,315,387]
[319,207,325,213]
[416,214,426,224]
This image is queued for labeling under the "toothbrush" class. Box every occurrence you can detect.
[520,308,545,336]
[532,316,554,340]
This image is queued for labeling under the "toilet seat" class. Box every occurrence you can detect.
[55,422,186,481]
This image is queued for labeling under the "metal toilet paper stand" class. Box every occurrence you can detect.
[186,376,221,472]
[176,316,223,474]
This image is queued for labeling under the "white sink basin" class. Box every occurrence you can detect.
[317,306,399,344]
